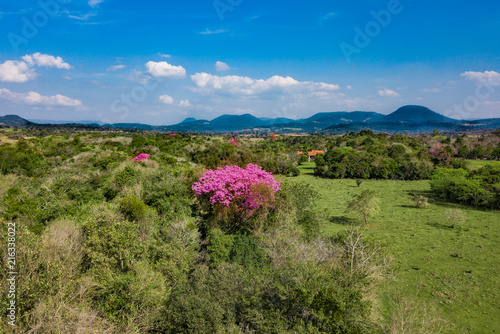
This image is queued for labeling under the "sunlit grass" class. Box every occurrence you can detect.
[466,159,500,171]
[291,161,500,333]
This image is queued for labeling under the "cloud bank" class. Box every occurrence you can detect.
[190,73,340,96]
[0,88,82,107]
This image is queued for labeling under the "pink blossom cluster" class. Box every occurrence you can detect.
[134,153,150,162]
[230,137,238,146]
[192,164,280,210]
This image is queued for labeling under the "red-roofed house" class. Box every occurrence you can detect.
[297,150,326,162]
[308,150,325,161]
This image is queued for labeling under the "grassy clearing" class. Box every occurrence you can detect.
[466,159,500,171]
[291,162,500,333]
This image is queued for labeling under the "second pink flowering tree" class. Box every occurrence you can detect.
[134,153,150,162]
[192,163,281,232]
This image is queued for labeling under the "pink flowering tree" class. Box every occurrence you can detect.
[134,153,150,162]
[429,143,457,165]
[229,137,238,146]
[192,163,281,231]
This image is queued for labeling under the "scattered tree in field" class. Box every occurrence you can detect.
[345,190,380,225]
[356,179,363,187]
[447,209,466,229]
[411,194,429,208]
[341,226,391,279]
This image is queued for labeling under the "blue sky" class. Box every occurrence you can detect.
[1,0,500,125]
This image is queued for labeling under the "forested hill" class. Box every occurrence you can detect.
[2,105,500,133]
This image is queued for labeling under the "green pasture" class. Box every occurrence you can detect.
[292,162,500,333]
[466,159,500,171]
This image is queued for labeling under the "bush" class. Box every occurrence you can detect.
[158,260,378,334]
[447,209,466,229]
[206,229,266,269]
[82,210,145,272]
[284,181,322,238]
[114,165,140,187]
[142,170,192,220]
[92,152,125,170]
[119,196,146,221]
[411,195,429,208]
[345,190,380,225]
[430,167,498,208]
[229,234,266,270]
[206,228,235,267]
[0,144,44,176]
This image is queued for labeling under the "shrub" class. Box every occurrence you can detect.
[159,260,378,334]
[0,144,43,176]
[66,179,105,204]
[280,181,323,238]
[93,152,125,170]
[142,170,192,220]
[119,196,146,221]
[430,167,498,208]
[229,234,266,270]
[206,228,235,267]
[284,165,300,177]
[345,190,380,225]
[114,165,140,188]
[447,209,466,229]
[411,195,429,208]
[82,210,144,272]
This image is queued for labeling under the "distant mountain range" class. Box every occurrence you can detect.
[28,119,106,125]
[1,105,500,134]
[0,114,34,127]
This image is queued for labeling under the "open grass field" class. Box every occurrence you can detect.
[292,162,500,333]
[466,159,500,171]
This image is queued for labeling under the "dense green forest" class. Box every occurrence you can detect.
[0,127,499,333]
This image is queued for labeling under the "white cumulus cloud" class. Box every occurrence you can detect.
[158,95,174,104]
[461,71,500,86]
[0,88,82,107]
[190,73,340,96]
[22,53,72,69]
[378,88,400,97]
[215,61,230,72]
[145,61,186,78]
[0,61,37,83]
